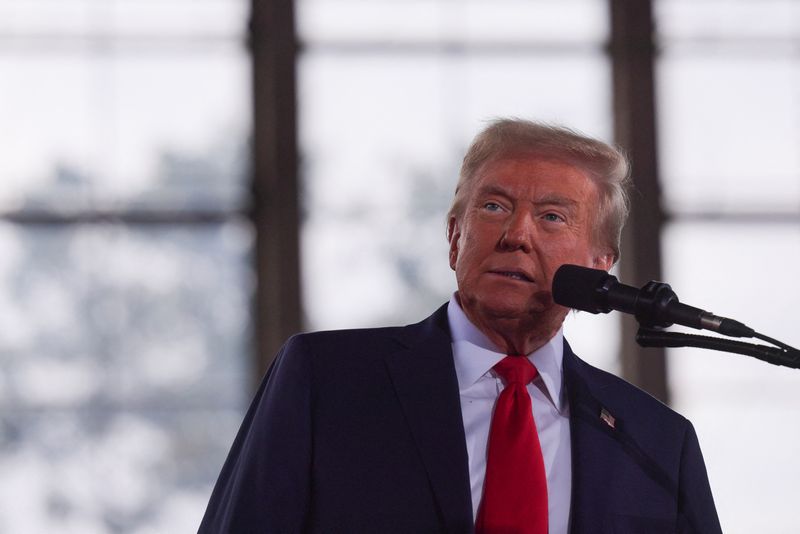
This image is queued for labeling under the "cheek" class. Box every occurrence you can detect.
[453,240,472,272]
[537,233,580,254]
[538,236,595,265]
[453,235,483,274]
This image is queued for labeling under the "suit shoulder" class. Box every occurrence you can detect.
[281,325,408,361]
[568,354,689,430]
[292,324,406,342]
[283,304,450,356]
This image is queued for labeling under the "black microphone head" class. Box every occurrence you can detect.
[552,264,616,314]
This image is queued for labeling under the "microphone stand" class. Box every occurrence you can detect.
[617,277,800,369]
[636,328,800,369]
[552,265,800,368]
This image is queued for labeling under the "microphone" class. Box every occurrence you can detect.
[552,264,755,338]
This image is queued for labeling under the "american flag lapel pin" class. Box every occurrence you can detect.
[600,408,616,429]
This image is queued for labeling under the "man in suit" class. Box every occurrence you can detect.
[199,119,722,533]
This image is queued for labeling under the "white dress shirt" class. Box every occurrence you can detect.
[447,294,572,534]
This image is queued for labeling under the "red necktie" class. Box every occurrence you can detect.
[475,356,548,534]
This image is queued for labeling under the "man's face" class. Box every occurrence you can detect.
[448,153,613,329]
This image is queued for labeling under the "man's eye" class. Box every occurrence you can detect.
[484,202,502,212]
[543,213,564,222]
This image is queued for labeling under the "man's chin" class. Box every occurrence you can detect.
[478,297,551,321]
[457,289,557,324]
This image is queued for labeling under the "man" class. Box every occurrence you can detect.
[199,120,722,533]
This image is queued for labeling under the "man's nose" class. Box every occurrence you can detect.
[499,211,535,252]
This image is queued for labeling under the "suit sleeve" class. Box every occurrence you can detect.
[198,335,313,534]
[677,421,723,534]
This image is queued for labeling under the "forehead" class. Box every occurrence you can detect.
[470,152,598,203]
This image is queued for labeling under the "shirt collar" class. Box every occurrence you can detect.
[447,293,566,413]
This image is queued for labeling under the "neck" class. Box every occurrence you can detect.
[456,294,564,355]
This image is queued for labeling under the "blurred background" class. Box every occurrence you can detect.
[0,0,798,532]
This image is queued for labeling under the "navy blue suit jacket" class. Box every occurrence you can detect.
[199,304,722,533]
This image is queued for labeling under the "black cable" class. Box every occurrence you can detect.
[753,331,796,352]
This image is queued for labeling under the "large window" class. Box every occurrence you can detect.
[0,1,251,531]
[657,1,800,531]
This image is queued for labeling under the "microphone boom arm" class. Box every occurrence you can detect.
[636,328,800,369]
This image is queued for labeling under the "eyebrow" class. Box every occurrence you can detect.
[534,194,580,209]
[476,185,580,209]
[475,184,513,199]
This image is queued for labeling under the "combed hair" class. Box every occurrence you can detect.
[447,118,631,263]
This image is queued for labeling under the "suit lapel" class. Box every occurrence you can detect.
[383,305,473,534]
[564,343,623,534]
[565,343,684,534]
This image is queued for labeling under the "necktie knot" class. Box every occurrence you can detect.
[493,355,537,386]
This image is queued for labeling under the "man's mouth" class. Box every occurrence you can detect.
[490,270,533,282]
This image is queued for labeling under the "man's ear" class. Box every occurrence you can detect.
[592,250,614,272]
[447,216,460,271]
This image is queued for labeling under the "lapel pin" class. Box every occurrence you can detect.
[600,408,616,429]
